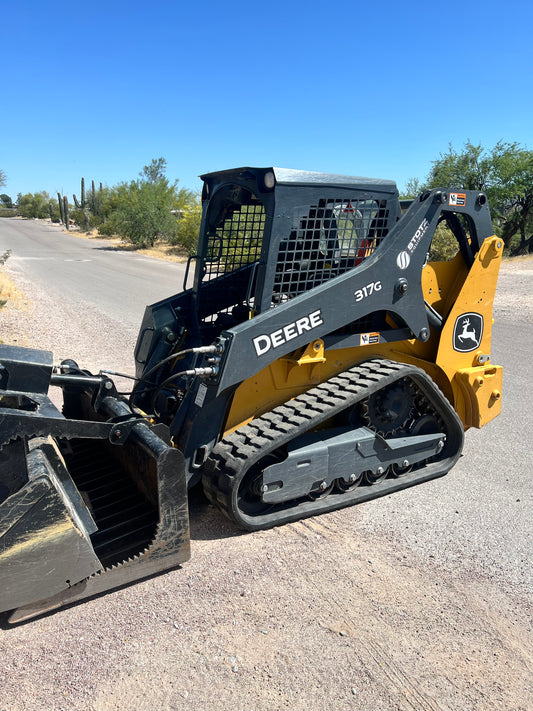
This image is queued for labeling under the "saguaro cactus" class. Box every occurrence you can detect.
[70,178,94,231]
[72,178,86,211]
[63,196,69,231]
[67,176,103,230]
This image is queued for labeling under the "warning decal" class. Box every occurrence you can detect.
[360,332,380,346]
[194,382,208,407]
[449,193,466,207]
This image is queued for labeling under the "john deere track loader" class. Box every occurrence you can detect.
[0,167,503,622]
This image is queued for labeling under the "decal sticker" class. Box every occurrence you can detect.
[397,251,410,269]
[354,280,382,302]
[360,332,380,346]
[397,218,430,268]
[194,382,208,407]
[453,313,483,352]
[449,193,466,207]
[253,309,324,356]
[408,218,430,253]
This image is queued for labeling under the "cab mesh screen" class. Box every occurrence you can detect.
[203,203,266,280]
[273,197,388,302]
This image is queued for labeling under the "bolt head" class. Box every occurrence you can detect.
[396,278,408,295]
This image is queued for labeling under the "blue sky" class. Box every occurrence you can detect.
[1,0,532,200]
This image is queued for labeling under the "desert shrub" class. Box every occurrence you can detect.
[428,223,459,261]
[17,192,51,219]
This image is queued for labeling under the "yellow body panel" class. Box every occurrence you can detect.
[225,237,503,436]
[433,236,503,428]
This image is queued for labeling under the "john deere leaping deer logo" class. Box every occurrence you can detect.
[453,313,484,353]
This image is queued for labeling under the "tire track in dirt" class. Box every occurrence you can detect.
[283,518,443,711]
[279,513,533,711]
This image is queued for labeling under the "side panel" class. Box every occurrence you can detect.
[435,236,504,427]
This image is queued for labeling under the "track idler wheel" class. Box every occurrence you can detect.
[363,467,389,485]
[335,472,363,493]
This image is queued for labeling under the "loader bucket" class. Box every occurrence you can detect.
[0,346,190,623]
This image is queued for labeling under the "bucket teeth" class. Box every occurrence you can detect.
[58,439,158,568]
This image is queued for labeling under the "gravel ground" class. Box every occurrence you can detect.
[0,255,532,711]
[491,259,533,324]
[0,267,138,374]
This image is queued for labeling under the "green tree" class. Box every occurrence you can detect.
[94,159,202,251]
[141,157,167,184]
[0,194,13,208]
[488,142,533,253]
[427,141,533,251]
[171,189,202,253]
[98,160,179,247]
[17,192,54,219]
[0,169,6,188]
[401,177,423,200]
[428,141,492,191]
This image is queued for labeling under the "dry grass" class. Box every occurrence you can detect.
[500,253,533,273]
[503,252,533,263]
[0,271,28,310]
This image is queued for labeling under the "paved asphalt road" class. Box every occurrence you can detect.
[0,218,187,330]
[1,218,531,599]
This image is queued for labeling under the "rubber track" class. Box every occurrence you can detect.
[202,358,464,530]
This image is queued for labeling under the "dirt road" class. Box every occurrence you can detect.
[3,505,532,711]
[0,233,531,710]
